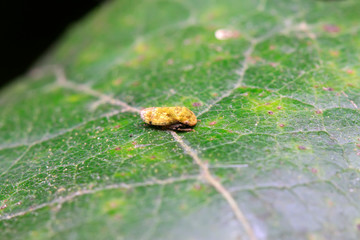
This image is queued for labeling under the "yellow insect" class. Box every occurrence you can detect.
[140,107,197,132]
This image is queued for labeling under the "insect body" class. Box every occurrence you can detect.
[140,107,197,132]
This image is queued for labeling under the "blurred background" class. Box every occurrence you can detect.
[0,0,102,88]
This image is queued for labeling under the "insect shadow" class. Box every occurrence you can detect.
[142,123,195,132]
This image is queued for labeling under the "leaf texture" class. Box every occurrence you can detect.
[1,0,360,239]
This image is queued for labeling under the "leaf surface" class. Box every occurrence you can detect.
[1,0,360,239]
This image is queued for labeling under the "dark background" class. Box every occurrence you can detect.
[0,0,102,88]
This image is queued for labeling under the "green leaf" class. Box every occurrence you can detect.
[1,0,360,239]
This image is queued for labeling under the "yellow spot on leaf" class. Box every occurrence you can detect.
[103,199,126,215]
[134,41,148,54]
[66,94,84,103]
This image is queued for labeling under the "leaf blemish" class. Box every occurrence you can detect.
[315,109,323,114]
[166,59,174,65]
[112,78,123,86]
[322,87,334,91]
[298,145,307,150]
[214,29,240,40]
[192,184,203,191]
[329,50,339,57]
[131,81,140,87]
[346,69,354,75]
[310,168,318,174]
[323,24,340,33]
[268,111,274,115]
[209,121,217,126]
[269,62,278,67]
[192,102,202,107]
[279,123,285,127]
[249,56,262,64]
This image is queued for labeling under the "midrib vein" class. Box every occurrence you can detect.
[170,131,257,240]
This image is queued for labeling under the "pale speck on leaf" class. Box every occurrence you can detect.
[269,62,278,67]
[192,102,202,107]
[214,29,240,40]
[329,50,339,57]
[166,59,174,65]
[323,24,340,33]
[209,121,217,126]
[298,145,307,150]
[322,87,334,91]
[346,69,354,75]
